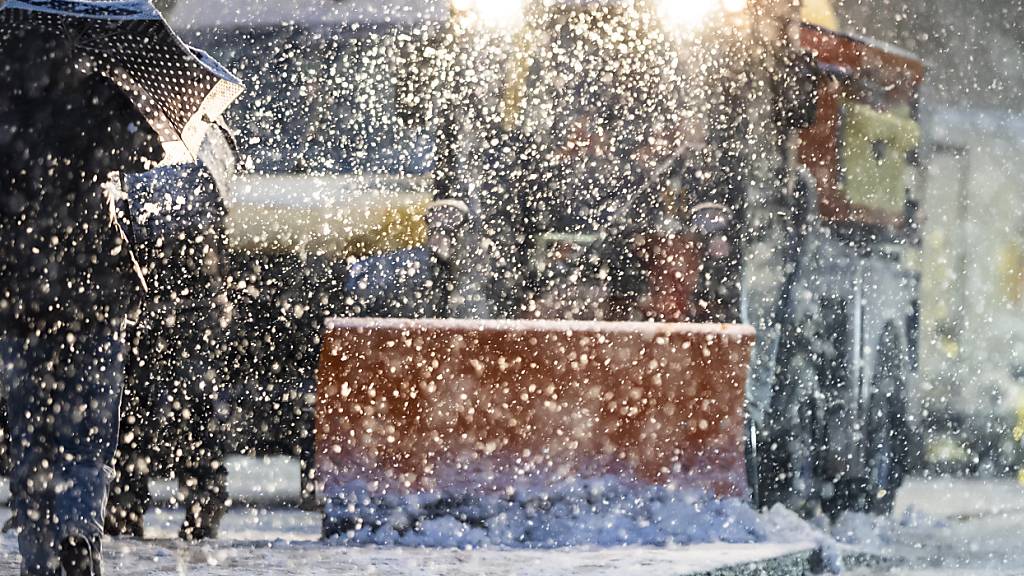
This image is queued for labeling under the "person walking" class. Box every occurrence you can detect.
[0,29,165,575]
[106,130,236,541]
[1,1,243,572]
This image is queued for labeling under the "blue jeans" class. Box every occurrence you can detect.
[3,329,124,575]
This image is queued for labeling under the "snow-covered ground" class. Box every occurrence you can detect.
[97,538,815,576]
[6,460,1014,575]
[848,476,1024,576]
[0,502,819,576]
[323,478,824,548]
[892,475,1024,520]
[0,456,828,575]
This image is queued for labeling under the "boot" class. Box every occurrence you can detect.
[104,464,148,539]
[59,534,101,576]
[178,478,228,542]
[105,447,151,539]
[103,500,144,539]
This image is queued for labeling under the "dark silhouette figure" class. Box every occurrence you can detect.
[0,29,163,575]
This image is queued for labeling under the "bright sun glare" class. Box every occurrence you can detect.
[452,0,525,29]
[657,0,718,30]
[657,0,747,31]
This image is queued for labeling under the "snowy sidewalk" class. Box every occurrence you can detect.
[0,462,1006,574]
[100,541,816,576]
[0,507,817,576]
[0,457,826,575]
[0,502,820,576]
[0,516,815,573]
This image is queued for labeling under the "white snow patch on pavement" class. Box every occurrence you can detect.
[98,539,815,576]
[894,476,1024,520]
[832,506,946,551]
[0,459,839,575]
[0,503,818,576]
[832,513,891,549]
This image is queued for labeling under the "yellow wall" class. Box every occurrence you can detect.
[801,0,840,30]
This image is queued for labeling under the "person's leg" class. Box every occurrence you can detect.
[106,326,151,538]
[0,334,12,477]
[0,336,15,534]
[5,337,61,576]
[49,328,126,568]
[105,444,150,538]
[176,354,229,541]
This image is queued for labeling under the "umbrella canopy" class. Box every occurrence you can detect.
[0,0,244,160]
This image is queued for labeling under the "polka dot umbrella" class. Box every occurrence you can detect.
[0,0,244,160]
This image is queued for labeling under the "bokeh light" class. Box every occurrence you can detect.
[452,0,525,29]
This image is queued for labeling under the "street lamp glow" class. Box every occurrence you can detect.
[722,0,747,13]
[452,0,525,29]
[656,0,719,31]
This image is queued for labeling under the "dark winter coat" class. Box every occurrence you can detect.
[0,28,163,337]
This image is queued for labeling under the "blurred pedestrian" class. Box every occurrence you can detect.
[0,28,164,575]
[106,130,236,541]
[1,0,242,569]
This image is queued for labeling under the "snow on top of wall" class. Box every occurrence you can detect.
[324,317,757,339]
